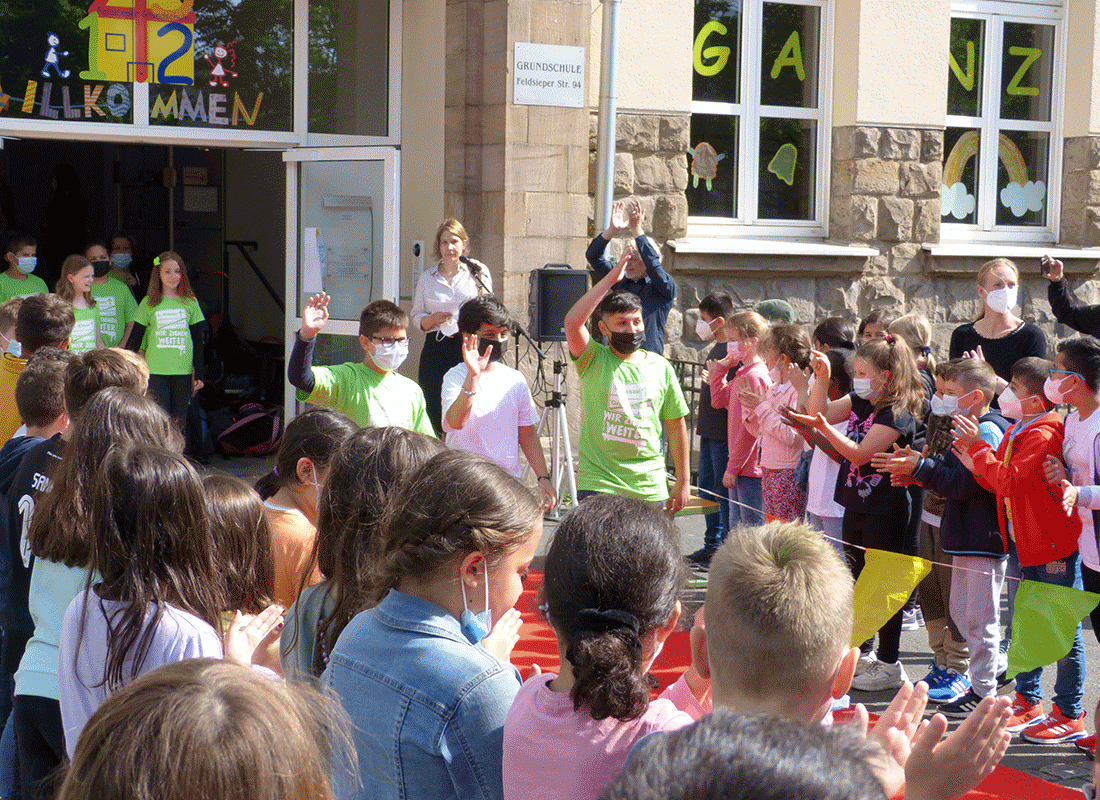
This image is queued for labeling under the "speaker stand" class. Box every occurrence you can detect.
[537,341,578,520]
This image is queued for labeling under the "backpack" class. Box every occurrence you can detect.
[216,403,284,456]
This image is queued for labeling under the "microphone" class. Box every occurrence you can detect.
[459,255,481,276]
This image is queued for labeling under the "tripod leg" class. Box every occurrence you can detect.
[558,402,578,508]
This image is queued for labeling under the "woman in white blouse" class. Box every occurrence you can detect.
[411,219,490,434]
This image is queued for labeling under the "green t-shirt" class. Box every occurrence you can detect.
[133,296,205,375]
[0,272,48,302]
[296,361,433,435]
[574,338,689,501]
[70,305,101,354]
[89,277,137,347]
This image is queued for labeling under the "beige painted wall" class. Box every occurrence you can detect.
[399,0,446,304]
[832,0,952,129]
[1065,0,1100,137]
[587,0,693,113]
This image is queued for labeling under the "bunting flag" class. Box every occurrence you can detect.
[1006,580,1100,677]
[851,549,932,646]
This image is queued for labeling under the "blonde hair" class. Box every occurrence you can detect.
[57,658,355,800]
[433,218,469,261]
[705,522,854,705]
[0,296,24,333]
[727,310,769,342]
[888,313,935,371]
[975,258,1019,321]
[55,254,96,307]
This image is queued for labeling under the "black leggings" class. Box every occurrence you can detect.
[843,508,910,665]
[417,332,462,437]
[147,373,192,427]
[1081,563,1100,645]
[13,695,63,800]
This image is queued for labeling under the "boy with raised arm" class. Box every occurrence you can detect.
[564,252,689,512]
[288,293,433,435]
[442,295,556,508]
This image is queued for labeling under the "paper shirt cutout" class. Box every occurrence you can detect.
[1006,579,1099,677]
[850,549,931,646]
[767,143,797,186]
[688,142,726,191]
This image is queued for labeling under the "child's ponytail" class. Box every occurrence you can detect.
[856,336,923,417]
[543,496,683,722]
[254,408,357,499]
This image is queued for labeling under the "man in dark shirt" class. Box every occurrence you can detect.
[586,198,676,354]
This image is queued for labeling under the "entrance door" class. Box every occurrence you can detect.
[283,147,399,414]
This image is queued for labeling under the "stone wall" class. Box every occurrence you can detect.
[1062,136,1100,247]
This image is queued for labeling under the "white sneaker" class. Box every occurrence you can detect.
[851,659,908,692]
[854,651,877,676]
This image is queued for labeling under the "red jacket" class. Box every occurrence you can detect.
[967,411,1081,568]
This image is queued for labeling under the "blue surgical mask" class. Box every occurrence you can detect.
[459,564,492,645]
[15,257,35,275]
[111,253,132,270]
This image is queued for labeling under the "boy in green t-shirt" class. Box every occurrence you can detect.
[288,294,433,435]
[563,250,690,512]
[0,235,49,302]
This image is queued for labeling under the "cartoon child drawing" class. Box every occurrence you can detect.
[205,42,238,88]
[41,32,70,79]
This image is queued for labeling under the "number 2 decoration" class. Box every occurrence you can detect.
[79,0,197,86]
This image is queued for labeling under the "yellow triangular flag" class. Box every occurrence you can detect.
[851,549,932,646]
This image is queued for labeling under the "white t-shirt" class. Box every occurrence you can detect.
[441,362,539,478]
[58,589,223,756]
[1065,409,1100,570]
[805,422,846,519]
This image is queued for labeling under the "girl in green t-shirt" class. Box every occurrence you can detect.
[55,254,104,354]
[127,251,206,425]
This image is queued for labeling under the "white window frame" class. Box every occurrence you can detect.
[941,1,1065,243]
[687,0,832,239]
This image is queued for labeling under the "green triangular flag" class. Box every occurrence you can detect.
[1006,579,1100,677]
[850,549,932,647]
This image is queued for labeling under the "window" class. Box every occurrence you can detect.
[688,0,827,233]
[941,4,1062,240]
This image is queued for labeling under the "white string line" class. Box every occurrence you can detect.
[673,474,1034,584]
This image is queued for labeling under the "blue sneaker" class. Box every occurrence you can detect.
[925,666,970,705]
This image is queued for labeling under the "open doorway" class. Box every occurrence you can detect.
[0,138,289,455]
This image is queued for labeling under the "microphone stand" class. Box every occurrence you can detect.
[462,257,546,361]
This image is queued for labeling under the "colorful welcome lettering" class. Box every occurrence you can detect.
[80,0,196,85]
[151,88,263,126]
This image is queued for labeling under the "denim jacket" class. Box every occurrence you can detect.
[323,589,522,800]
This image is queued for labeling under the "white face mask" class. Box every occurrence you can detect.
[929,394,946,416]
[998,387,1026,420]
[439,317,459,338]
[941,394,962,417]
[1044,374,1073,404]
[984,286,1018,315]
[373,340,409,372]
[695,318,717,342]
[852,377,877,400]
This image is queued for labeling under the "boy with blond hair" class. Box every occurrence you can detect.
[0,298,24,357]
[694,521,1011,800]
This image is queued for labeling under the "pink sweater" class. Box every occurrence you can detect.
[502,673,708,800]
[752,381,803,470]
[710,359,771,479]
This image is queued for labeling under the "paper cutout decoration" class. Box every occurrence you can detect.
[941,131,1039,219]
[688,142,726,191]
[42,33,71,79]
[1005,579,1100,677]
[767,143,797,186]
[204,41,238,88]
[850,549,932,647]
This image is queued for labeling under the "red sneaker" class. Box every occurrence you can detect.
[1021,703,1086,744]
[1075,733,1097,760]
[1006,693,1045,733]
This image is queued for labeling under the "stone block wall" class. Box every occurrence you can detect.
[1062,136,1100,247]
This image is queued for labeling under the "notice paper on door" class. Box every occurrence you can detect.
[303,227,325,293]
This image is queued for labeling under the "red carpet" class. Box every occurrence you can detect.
[510,573,1081,799]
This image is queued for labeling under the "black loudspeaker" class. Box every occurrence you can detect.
[529,264,589,342]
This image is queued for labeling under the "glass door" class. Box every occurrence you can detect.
[283,146,399,414]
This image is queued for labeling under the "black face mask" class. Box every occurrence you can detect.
[91,260,110,278]
[479,337,508,362]
[609,330,645,355]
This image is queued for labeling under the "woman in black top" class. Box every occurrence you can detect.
[948,258,1047,384]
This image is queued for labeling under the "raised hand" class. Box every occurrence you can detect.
[461,332,491,377]
[626,198,644,236]
[609,200,628,232]
[1042,254,1064,282]
[223,603,285,666]
[300,292,331,340]
[611,245,633,283]
[809,349,831,382]
[904,696,1011,800]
